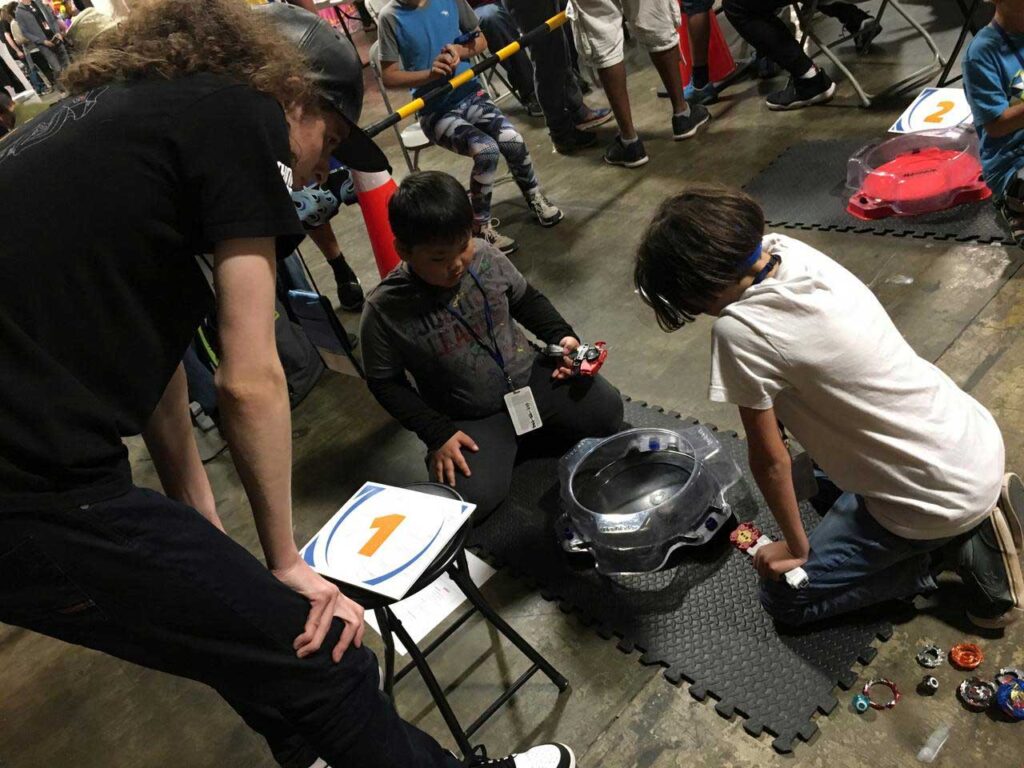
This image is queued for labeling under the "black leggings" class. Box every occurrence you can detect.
[435,359,624,515]
[723,0,871,77]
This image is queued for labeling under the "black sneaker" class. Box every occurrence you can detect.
[672,103,711,140]
[552,128,599,155]
[468,743,575,768]
[765,70,836,111]
[329,256,365,312]
[603,135,649,168]
[852,17,883,54]
[959,482,1023,629]
[756,55,780,80]
[524,94,544,118]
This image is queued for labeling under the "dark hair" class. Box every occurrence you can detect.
[634,185,765,331]
[389,171,474,249]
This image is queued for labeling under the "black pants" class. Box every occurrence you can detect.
[477,2,536,100]
[0,488,460,768]
[440,359,624,514]
[505,0,587,139]
[723,0,870,77]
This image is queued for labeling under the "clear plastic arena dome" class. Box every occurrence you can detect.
[556,425,742,574]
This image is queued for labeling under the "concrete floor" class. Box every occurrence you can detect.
[4,2,1024,766]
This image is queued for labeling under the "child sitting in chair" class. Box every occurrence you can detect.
[361,171,623,516]
[963,0,1024,245]
[377,0,562,255]
[634,185,1021,628]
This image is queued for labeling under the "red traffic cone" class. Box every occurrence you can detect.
[677,9,736,87]
[352,169,402,278]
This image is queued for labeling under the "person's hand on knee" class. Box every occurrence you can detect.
[431,430,479,486]
[272,559,367,663]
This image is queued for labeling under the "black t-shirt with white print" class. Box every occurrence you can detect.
[0,73,304,511]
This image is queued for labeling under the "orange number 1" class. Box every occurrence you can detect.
[924,100,955,124]
[358,514,406,557]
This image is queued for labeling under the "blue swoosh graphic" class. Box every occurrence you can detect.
[364,522,444,586]
[324,484,386,568]
[302,535,319,566]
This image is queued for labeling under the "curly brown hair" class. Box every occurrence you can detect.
[63,0,318,110]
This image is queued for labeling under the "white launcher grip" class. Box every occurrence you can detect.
[747,536,810,590]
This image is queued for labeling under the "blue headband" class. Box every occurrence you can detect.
[737,242,763,273]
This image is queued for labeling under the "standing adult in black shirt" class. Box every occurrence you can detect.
[0,1,573,767]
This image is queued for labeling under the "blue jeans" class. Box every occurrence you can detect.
[476,2,536,100]
[760,480,951,626]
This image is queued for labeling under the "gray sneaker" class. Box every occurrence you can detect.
[478,219,518,254]
[671,104,711,141]
[526,188,563,227]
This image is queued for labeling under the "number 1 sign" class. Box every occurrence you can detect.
[300,483,475,601]
[890,87,973,134]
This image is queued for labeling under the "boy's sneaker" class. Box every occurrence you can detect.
[683,80,719,105]
[672,103,711,140]
[604,135,649,168]
[524,94,544,118]
[478,219,518,254]
[852,17,883,53]
[998,200,1024,248]
[552,128,599,155]
[329,256,365,312]
[526,188,563,227]
[756,55,780,80]
[765,70,836,110]
[959,477,1024,629]
[468,743,575,768]
[575,106,613,131]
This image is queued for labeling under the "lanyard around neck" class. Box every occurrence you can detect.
[442,267,513,389]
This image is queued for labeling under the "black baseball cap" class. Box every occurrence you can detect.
[256,2,391,173]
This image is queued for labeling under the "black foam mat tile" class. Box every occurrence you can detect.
[467,399,892,753]
[743,139,1013,245]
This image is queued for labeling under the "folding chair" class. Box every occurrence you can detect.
[795,0,945,107]
[368,41,435,174]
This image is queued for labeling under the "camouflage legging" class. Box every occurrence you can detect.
[420,90,539,226]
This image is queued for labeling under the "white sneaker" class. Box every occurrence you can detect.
[478,219,518,254]
[526,188,563,227]
[468,743,576,768]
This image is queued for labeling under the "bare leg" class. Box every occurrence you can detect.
[649,47,688,114]
[597,62,637,140]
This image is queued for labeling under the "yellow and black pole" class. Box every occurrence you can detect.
[356,10,568,278]
[363,10,569,139]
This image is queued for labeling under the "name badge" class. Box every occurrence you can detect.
[504,387,542,436]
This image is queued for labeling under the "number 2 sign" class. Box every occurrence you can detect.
[890,88,973,134]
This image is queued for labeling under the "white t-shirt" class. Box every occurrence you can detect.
[709,234,1004,540]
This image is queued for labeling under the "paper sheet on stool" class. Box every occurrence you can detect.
[365,552,496,656]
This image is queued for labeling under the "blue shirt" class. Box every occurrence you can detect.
[963,24,1024,197]
[378,0,482,115]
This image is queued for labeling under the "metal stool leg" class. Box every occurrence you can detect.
[449,550,569,692]
[387,608,476,758]
[374,607,397,698]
